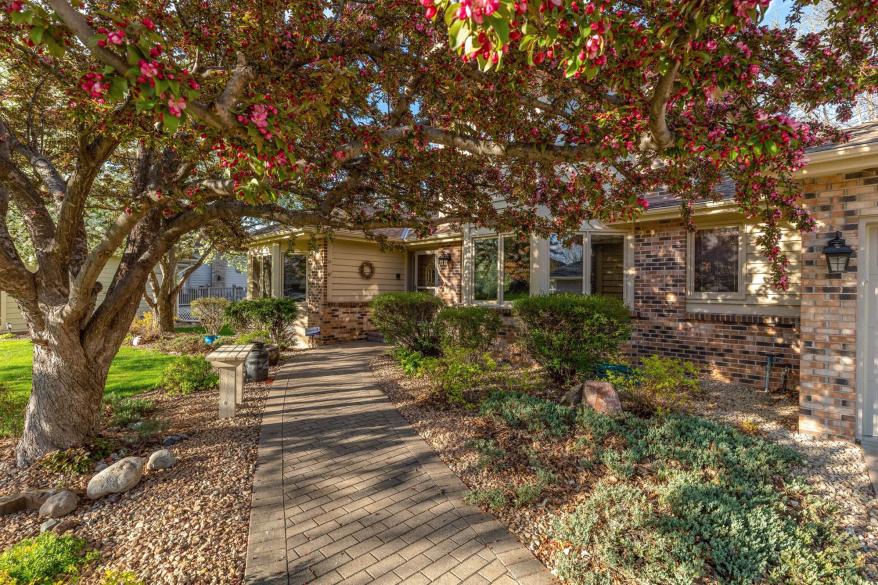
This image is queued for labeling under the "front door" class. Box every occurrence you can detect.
[864,225,878,441]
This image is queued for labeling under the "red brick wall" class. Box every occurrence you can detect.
[798,167,878,440]
[630,219,801,391]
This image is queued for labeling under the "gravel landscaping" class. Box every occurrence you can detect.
[370,353,878,582]
[0,363,275,584]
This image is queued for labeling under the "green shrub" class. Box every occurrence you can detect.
[39,447,93,475]
[392,347,431,377]
[609,355,701,414]
[436,306,502,354]
[480,391,572,436]
[370,292,443,354]
[234,330,271,344]
[0,533,97,584]
[190,297,229,336]
[105,396,155,427]
[512,293,631,383]
[0,332,16,340]
[464,487,507,511]
[426,348,497,406]
[159,355,218,394]
[225,298,298,348]
[154,333,210,355]
[557,409,865,584]
[99,569,145,585]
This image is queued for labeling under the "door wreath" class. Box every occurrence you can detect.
[358,260,375,279]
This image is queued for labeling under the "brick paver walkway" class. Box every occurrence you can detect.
[244,342,554,585]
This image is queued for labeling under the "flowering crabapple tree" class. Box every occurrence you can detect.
[0,0,874,465]
[423,0,878,288]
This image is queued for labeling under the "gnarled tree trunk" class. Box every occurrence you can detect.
[15,326,113,467]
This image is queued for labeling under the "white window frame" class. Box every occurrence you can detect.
[414,251,439,292]
[687,222,746,300]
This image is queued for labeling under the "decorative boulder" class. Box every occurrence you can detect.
[39,490,79,518]
[146,449,176,471]
[561,381,623,415]
[86,457,145,500]
[0,493,27,516]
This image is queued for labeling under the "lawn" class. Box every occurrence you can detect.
[0,339,175,438]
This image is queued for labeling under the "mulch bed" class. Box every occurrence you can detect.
[0,361,278,584]
[370,353,878,581]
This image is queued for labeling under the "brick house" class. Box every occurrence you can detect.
[246,120,878,444]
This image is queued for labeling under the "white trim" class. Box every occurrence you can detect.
[686,223,747,301]
[856,218,878,442]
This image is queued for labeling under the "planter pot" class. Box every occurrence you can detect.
[246,342,270,382]
[265,344,280,366]
[204,335,218,345]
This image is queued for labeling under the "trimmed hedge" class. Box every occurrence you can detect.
[436,306,503,354]
[225,298,298,348]
[371,292,443,354]
[513,293,631,383]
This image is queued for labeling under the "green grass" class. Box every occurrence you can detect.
[174,324,235,335]
[0,339,175,438]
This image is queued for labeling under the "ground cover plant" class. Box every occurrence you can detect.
[376,328,868,583]
[0,340,174,438]
[0,533,98,584]
[159,356,219,395]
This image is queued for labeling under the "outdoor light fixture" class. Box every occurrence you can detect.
[822,231,853,275]
[437,251,453,269]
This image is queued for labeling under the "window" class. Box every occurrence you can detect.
[549,233,624,299]
[503,236,530,301]
[549,234,584,293]
[690,225,743,296]
[282,253,306,300]
[471,235,530,303]
[416,253,438,290]
[473,238,499,301]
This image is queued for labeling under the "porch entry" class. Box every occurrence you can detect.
[863,224,878,444]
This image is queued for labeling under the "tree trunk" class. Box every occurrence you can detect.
[15,329,112,467]
[156,292,176,334]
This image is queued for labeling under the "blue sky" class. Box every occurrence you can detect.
[764,0,794,25]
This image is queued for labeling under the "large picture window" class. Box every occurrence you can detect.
[472,235,530,303]
[283,253,306,300]
[549,234,584,293]
[691,226,743,296]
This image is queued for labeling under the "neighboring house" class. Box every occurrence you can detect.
[175,254,248,321]
[1,256,151,334]
[246,120,878,445]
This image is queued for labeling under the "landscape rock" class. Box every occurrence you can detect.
[0,493,26,516]
[146,449,176,471]
[560,381,622,415]
[162,435,184,447]
[39,490,79,518]
[40,518,61,533]
[23,489,54,510]
[86,456,146,499]
[95,461,109,472]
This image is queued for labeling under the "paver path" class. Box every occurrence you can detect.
[244,342,554,585]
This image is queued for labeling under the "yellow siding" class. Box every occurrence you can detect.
[4,293,28,332]
[744,223,801,303]
[327,239,406,302]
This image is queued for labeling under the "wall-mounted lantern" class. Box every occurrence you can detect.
[822,231,853,275]
[437,251,453,269]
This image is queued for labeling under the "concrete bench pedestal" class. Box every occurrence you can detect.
[205,344,254,418]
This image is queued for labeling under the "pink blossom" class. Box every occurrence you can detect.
[107,29,125,45]
[139,60,160,78]
[167,96,186,117]
[141,17,155,31]
[4,1,23,14]
[80,72,108,101]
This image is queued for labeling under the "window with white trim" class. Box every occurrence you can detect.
[282,253,306,300]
